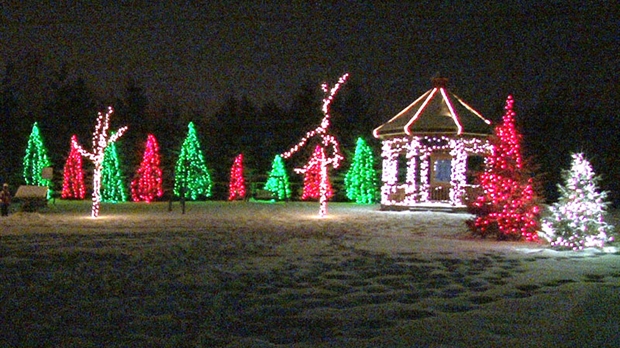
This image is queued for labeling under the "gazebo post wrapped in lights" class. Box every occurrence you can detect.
[373,77,493,211]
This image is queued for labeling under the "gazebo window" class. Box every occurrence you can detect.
[434,159,452,182]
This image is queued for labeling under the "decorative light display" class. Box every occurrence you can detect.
[378,136,491,206]
[541,153,614,250]
[469,95,539,241]
[174,122,212,200]
[61,135,86,199]
[282,73,348,217]
[131,134,164,203]
[300,145,333,201]
[264,154,292,201]
[345,137,379,204]
[23,122,52,188]
[73,106,127,217]
[100,134,128,203]
[228,153,246,201]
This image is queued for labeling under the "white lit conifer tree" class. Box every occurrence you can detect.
[542,153,614,250]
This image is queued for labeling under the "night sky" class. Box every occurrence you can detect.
[3,1,617,120]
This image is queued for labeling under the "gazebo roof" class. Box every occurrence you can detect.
[373,78,492,139]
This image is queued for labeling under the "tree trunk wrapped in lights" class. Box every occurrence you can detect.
[301,145,333,201]
[73,106,127,217]
[282,73,348,217]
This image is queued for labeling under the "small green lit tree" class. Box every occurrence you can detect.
[264,154,291,201]
[23,122,52,187]
[344,137,379,204]
[174,122,212,200]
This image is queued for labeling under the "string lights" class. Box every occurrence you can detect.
[264,154,292,201]
[300,145,333,201]
[282,73,349,217]
[174,122,213,200]
[373,78,493,209]
[23,122,52,189]
[379,136,491,207]
[470,95,540,241]
[542,153,614,250]
[72,106,127,217]
[344,137,379,204]
[100,134,128,203]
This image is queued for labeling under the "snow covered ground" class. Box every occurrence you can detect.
[1,200,619,347]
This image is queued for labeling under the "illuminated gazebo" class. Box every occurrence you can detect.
[373,77,493,211]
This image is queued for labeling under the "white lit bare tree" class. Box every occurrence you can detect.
[72,106,127,217]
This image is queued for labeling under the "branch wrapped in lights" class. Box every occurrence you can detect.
[72,106,127,217]
[282,73,349,217]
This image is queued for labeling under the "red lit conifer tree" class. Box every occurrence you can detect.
[469,95,540,241]
[61,135,86,199]
[228,153,246,200]
[301,145,333,201]
[131,134,164,202]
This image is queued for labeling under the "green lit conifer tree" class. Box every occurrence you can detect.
[23,122,52,187]
[100,136,128,203]
[174,122,212,200]
[344,137,378,204]
[264,154,291,201]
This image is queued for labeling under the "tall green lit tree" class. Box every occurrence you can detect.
[23,122,52,187]
[542,153,614,250]
[174,122,212,200]
[344,137,379,204]
[264,154,291,201]
[100,134,128,203]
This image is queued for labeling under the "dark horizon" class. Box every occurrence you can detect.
[3,2,617,118]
